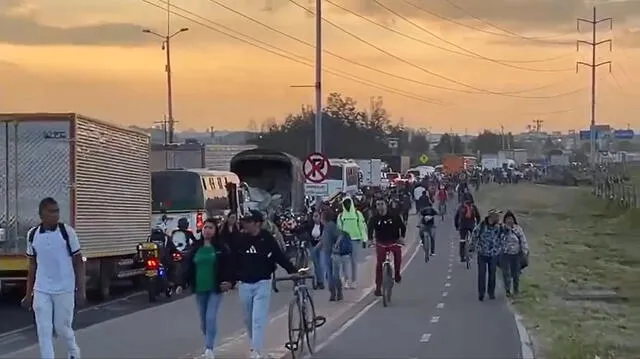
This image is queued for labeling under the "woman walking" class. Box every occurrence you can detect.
[470,209,505,301]
[307,211,326,289]
[179,218,235,359]
[501,211,529,297]
[220,212,241,242]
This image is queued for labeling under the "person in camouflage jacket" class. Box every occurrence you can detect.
[470,209,506,301]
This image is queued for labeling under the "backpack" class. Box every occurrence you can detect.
[463,204,474,219]
[28,223,73,257]
[333,231,353,256]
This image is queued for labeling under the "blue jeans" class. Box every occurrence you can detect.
[195,291,223,350]
[311,246,327,285]
[420,226,436,254]
[238,280,272,353]
[349,240,360,282]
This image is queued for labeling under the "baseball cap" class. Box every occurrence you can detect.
[487,208,503,216]
[241,210,265,223]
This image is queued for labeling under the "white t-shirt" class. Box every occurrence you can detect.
[26,224,81,294]
[311,224,322,239]
[413,186,425,200]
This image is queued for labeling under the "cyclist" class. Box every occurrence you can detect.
[436,185,448,213]
[454,196,481,262]
[418,203,438,256]
[367,199,406,297]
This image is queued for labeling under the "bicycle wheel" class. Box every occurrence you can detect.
[302,289,318,354]
[382,262,393,307]
[287,297,304,358]
[422,233,430,263]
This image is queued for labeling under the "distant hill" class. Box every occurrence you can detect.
[128,126,257,145]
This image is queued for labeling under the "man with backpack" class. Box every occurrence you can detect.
[337,197,368,289]
[454,197,481,262]
[22,197,83,359]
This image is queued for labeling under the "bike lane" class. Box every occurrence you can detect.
[311,215,525,358]
[4,217,421,359]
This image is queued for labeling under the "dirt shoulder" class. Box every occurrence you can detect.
[475,183,640,359]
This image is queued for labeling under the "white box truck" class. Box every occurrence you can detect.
[354,159,382,187]
[0,113,151,298]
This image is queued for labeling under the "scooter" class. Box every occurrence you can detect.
[138,242,182,302]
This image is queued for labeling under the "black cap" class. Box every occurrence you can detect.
[241,210,264,223]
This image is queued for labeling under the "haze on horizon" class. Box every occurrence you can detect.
[1,0,639,134]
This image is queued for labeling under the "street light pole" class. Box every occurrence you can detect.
[314,0,322,153]
[143,18,188,144]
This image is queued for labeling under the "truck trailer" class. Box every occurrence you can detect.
[0,113,151,298]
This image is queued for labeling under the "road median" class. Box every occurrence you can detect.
[475,183,640,359]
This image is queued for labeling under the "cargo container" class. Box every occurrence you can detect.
[354,159,382,187]
[205,144,257,171]
[0,113,151,298]
[151,142,205,171]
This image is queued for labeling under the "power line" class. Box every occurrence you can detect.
[325,0,567,67]
[141,0,442,105]
[202,0,570,96]
[289,0,584,99]
[441,0,573,42]
[368,0,572,72]
[400,0,575,50]
[576,6,612,166]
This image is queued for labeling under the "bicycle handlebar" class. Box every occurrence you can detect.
[273,274,315,282]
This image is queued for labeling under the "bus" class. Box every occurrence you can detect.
[325,159,360,197]
[151,169,245,250]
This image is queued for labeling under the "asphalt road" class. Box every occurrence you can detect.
[312,211,524,359]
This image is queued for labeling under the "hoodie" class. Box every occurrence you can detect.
[337,196,368,242]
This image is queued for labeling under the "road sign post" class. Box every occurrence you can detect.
[304,152,330,184]
[418,153,429,164]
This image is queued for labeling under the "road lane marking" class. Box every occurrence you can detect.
[446,275,451,280]
[445,282,451,287]
[419,333,431,342]
[447,268,452,273]
[442,291,448,297]
[430,316,440,323]
[313,243,422,354]
[436,302,445,309]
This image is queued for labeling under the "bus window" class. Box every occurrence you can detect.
[152,172,204,212]
[328,165,343,180]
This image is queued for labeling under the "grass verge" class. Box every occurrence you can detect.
[475,184,640,359]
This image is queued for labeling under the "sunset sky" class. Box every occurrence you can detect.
[1,0,639,133]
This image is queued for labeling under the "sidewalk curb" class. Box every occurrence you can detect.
[509,302,536,359]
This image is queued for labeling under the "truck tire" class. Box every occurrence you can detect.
[98,263,113,300]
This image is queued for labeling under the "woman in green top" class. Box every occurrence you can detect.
[179,218,235,359]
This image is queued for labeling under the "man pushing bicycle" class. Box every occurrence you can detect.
[367,199,406,297]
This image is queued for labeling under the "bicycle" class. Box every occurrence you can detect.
[275,269,326,359]
[463,232,472,270]
[438,201,447,221]
[418,227,432,263]
[379,243,402,307]
[274,236,315,292]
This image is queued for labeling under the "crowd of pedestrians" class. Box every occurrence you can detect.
[23,184,530,359]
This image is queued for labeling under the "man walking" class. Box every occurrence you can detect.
[22,197,84,359]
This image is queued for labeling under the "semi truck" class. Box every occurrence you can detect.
[0,113,151,298]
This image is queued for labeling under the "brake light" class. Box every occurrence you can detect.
[196,212,204,230]
[146,258,159,270]
[172,252,183,261]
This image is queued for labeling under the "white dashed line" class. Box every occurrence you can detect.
[447,268,453,273]
[446,275,452,280]
[442,291,448,297]
[445,282,451,287]
[419,333,432,343]
[430,316,440,323]
[436,302,445,309]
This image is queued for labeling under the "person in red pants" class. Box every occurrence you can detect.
[367,199,406,296]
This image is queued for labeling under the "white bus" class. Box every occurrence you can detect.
[151,169,245,250]
[326,159,360,197]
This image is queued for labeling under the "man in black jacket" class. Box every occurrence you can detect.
[367,199,406,297]
[235,210,298,359]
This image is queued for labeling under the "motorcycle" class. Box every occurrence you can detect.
[138,231,184,302]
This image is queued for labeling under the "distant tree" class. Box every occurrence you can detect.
[469,130,513,154]
[433,133,464,156]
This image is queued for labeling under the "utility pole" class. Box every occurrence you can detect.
[314,0,323,153]
[500,125,505,150]
[143,0,189,144]
[577,6,612,168]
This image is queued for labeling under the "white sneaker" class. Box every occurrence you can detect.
[204,349,214,359]
[250,350,272,359]
[350,281,358,289]
[343,280,352,289]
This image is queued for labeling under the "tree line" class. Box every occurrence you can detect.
[250,93,519,164]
